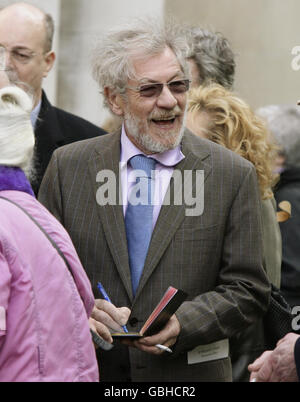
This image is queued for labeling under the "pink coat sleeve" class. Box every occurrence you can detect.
[0,249,11,347]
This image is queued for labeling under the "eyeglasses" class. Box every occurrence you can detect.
[0,46,39,66]
[126,79,191,98]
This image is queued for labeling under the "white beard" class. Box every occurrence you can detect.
[124,107,186,154]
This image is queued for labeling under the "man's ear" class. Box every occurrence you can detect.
[104,87,124,116]
[43,51,56,77]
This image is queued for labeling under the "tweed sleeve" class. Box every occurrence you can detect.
[174,164,271,354]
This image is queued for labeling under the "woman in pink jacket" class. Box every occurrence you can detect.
[0,83,99,381]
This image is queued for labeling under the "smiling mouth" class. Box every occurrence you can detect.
[151,116,177,126]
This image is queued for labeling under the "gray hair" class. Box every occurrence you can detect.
[257,105,300,168]
[92,17,190,107]
[186,27,236,89]
[44,13,55,52]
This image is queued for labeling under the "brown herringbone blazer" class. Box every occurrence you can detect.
[39,129,270,382]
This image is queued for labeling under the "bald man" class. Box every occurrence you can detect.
[0,2,105,194]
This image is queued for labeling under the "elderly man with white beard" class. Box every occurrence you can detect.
[39,18,270,382]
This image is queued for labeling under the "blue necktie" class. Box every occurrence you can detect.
[125,155,156,296]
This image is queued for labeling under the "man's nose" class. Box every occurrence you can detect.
[0,70,10,88]
[156,84,178,109]
[0,49,14,72]
[5,52,15,71]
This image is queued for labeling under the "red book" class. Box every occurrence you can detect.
[112,286,187,339]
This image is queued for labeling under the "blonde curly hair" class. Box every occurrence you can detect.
[187,84,278,200]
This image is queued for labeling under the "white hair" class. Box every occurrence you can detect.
[257,104,300,168]
[91,17,190,108]
[0,86,34,176]
[185,27,236,89]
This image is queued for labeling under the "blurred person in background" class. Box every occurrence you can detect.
[185,26,236,89]
[258,105,300,309]
[0,2,106,194]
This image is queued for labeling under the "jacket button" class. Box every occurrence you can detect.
[129,317,139,327]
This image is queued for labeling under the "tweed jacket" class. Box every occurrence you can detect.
[275,167,300,307]
[39,129,270,382]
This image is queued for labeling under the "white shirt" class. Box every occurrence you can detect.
[120,125,185,229]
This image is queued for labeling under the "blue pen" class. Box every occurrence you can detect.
[97,282,129,333]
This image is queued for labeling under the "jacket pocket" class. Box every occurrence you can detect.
[174,224,221,242]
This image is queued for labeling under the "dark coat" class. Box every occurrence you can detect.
[275,167,300,307]
[33,91,106,195]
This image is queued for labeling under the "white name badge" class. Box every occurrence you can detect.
[188,339,229,365]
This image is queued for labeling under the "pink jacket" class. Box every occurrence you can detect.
[0,191,99,382]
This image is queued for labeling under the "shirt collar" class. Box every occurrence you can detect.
[120,124,185,167]
[30,99,42,129]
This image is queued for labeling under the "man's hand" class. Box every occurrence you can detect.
[91,299,131,343]
[249,333,300,382]
[122,314,181,355]
[248,351,273,382]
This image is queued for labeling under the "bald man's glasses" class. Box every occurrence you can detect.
[127,79,191,98]
[0,45,39,67]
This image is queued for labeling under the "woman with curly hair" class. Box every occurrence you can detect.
[186,84,282,382]
[187,84,280,286]
[187,84,277,199]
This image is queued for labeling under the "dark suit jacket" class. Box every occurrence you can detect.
[33,91,106,195]
[275,167,300,307]
[39,129,270,382]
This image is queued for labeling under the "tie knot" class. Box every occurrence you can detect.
[129,155,156,178]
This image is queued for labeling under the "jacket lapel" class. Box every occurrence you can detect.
[135,131,212,299]
[88,131,133,301]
